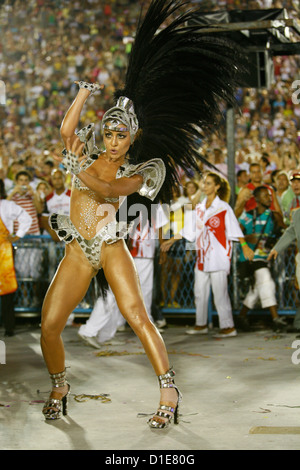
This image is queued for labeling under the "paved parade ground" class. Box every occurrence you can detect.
[1,321,300,452]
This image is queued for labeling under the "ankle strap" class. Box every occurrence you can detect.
[158,368,176,389]
[50,370,67,388]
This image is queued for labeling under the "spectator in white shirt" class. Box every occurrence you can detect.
[161,172,254,338]
[0,179,32,336]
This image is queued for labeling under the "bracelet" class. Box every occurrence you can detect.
[241,242,247,247]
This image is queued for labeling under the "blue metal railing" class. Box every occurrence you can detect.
[159,242,298,321]
[0,236,297,320]
[11,235,97,315]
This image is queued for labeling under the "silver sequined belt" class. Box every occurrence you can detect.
[50,214,132,270]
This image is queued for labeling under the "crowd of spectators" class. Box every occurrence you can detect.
[0,0,299,192]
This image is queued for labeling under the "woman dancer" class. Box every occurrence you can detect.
[40,0,243,427]
[41,83,179,428]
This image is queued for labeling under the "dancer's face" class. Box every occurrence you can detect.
[103,122,131,161]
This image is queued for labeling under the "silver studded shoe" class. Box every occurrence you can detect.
[148,368,182,429]
[42,370,70,420]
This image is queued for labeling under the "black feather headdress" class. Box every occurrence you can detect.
[112,0,243,202]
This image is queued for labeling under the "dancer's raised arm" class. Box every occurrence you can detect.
[60,82,102,147]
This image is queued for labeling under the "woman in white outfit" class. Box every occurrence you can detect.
[161,172,254,337]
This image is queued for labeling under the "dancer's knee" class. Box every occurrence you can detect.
[40,309,64,342]
[41,323,59,343]
[124,304,154,336]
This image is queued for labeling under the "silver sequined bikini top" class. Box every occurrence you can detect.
[70,123,166,202]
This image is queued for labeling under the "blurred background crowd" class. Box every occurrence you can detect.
[0,0,300,338]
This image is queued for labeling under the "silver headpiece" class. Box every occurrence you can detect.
[102,96,139,143]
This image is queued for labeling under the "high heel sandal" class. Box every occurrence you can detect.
[42,370,70,420]
[148,368,182,429]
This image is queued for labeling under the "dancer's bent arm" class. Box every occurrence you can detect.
[77,170,143,199]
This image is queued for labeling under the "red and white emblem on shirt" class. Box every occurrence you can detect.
[208,216,220,228]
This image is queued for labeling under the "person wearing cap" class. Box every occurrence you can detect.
[268,207,300,333]
[288,171,300,219]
